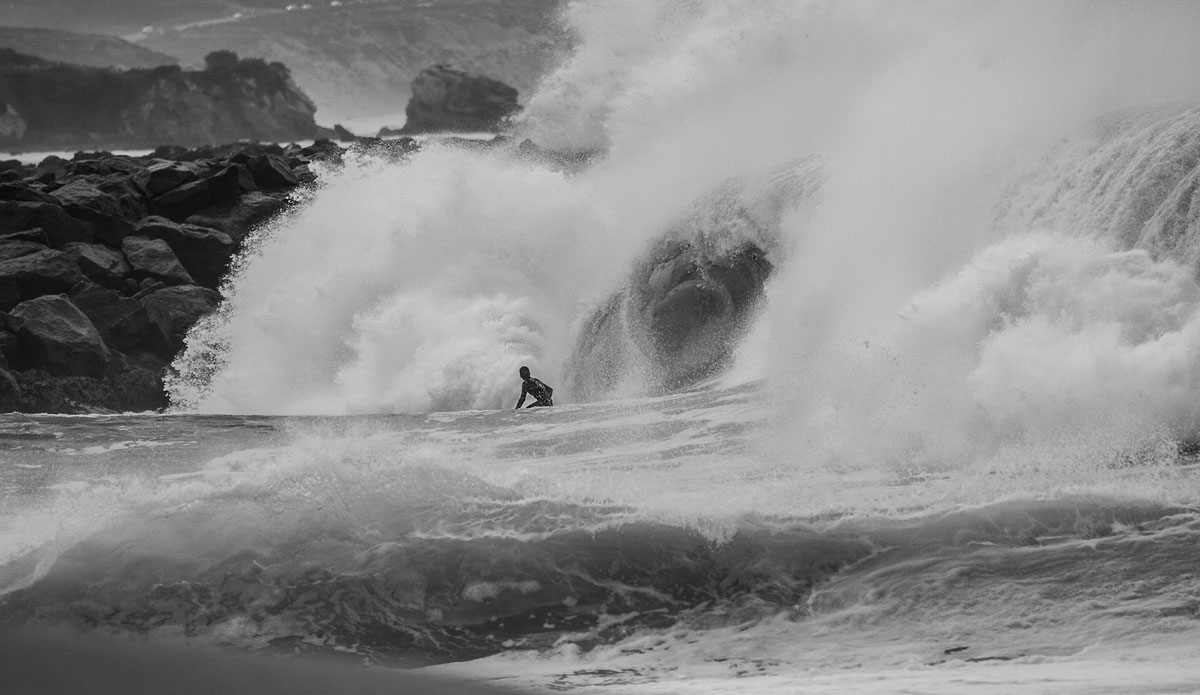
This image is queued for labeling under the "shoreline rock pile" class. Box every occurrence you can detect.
[0,139,345,413]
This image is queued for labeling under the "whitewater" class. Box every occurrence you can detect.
[5,1,1200,693]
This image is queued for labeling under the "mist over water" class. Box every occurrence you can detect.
[174,0,1200,487]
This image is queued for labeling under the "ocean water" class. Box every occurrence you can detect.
[6,1,1200,693]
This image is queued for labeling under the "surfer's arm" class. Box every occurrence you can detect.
[515,384,528,409]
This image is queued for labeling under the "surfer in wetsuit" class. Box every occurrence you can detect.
[515,366,554,408]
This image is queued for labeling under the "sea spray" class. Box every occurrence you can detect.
[171,146,624,413]
[742,0,1200,476]
[172,0,1200,476]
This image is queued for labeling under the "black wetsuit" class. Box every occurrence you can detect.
[516,377,554,408]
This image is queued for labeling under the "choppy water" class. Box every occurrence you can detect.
[7,1,1200,693]
[2,389,1199,692]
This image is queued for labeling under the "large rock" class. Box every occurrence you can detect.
[66,156,143,179]
[0,184,56,204]
[205,163,258,201]
[51,177,146,244]
[186,191,287,244]
[139,285,220,358]
[245,154,298,189]
[625,239,772,387]
[149,178,212,222]
[69,281,151,352]
[135,160,201,198]
[62,242,133,287]
[568,158,820,397]
[0,200,94,246]
[401,64,520,134]
[7,294,111,377]
[0,249,87,307]
[0,239,47,262]
[8,368,167,413]
[134,216,234,289]
[121,236,195,286]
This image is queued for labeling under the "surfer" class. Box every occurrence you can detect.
[515,366,554,408]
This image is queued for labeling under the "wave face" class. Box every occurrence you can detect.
[2,405,1197,674]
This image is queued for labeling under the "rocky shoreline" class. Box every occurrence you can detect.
[0,139,348,413]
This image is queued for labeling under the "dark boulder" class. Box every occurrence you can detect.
[0,239,47,262]
[626,240,772,388]
[62,242,133,287]
[0,184,56,204]
[7,294,111,377]
[32,156,69,183]
[247,154,299,189]
[134,217,234,289]
[66,156,142,178]
[401,64,520,134]
[9,368,166,413]
[51,177,146,244]
[150,178,212,222]
[122,236,194,286]
[568,158,820,397]
[186,191,287,245]
[205,163,258,201]
[140,285,220,358]
[0,227,49,245]
[134,160,201,198]
[0,200,93,246]
[0,249,87,304]
[69,281,151,352]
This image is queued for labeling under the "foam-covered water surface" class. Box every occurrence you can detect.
[2,389,1198,692]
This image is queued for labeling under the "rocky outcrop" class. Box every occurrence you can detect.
[0,139,343,413]
[0,49,330,152]
[401,64,520,134]
[7,294,111,378]
[567,159,822,398]
[135,0,560,123]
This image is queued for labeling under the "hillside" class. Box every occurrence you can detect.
[0,0,267,36]
[0,49,327,151]
[0,27,178,69]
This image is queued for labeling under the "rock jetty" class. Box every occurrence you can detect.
[0,140,346,413]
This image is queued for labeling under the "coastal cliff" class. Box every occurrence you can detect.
[0,49,328,152]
